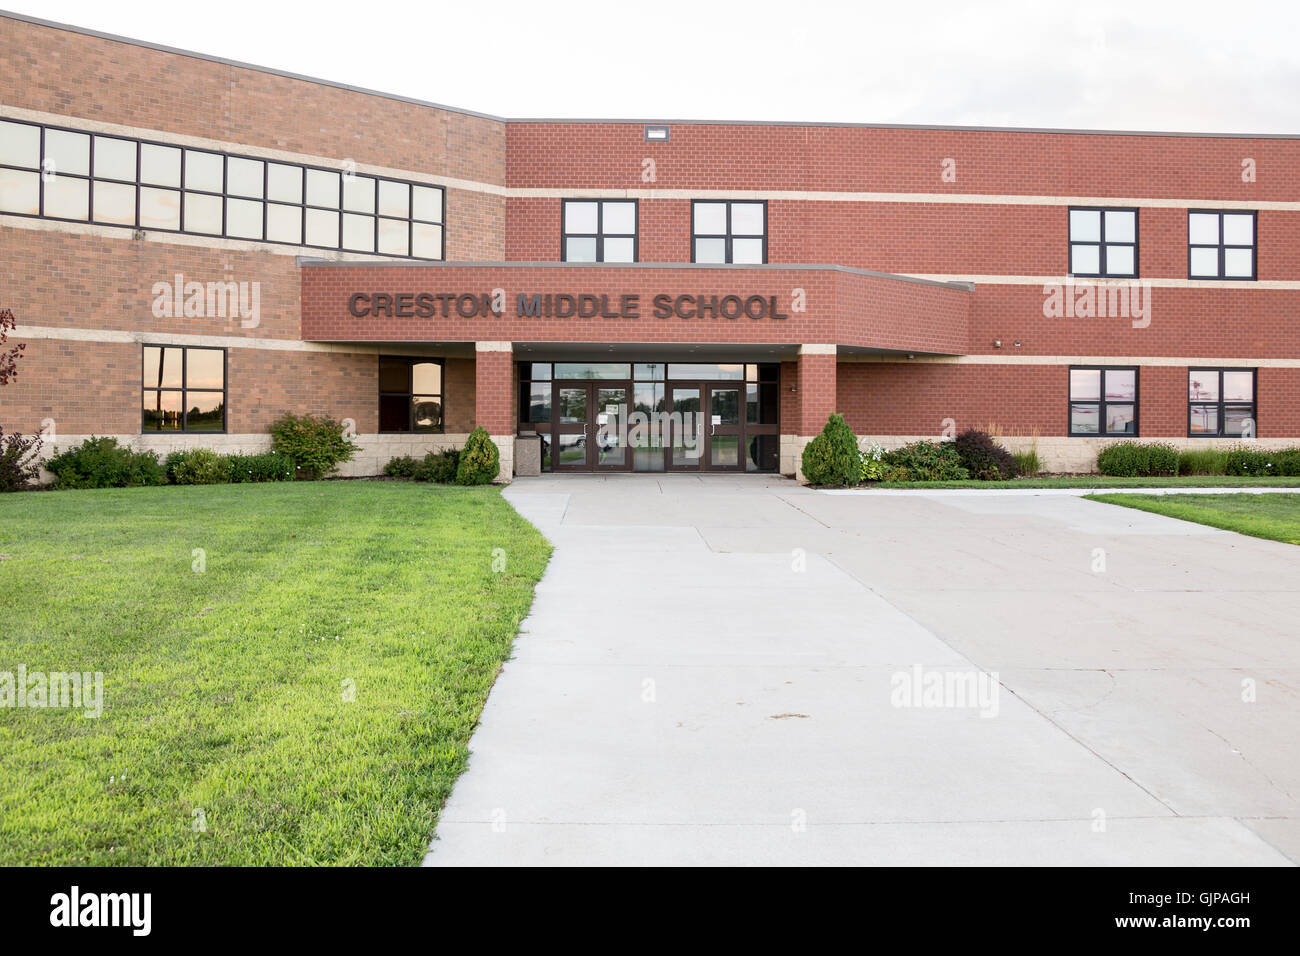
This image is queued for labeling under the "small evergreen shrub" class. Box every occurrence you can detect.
[1178,449,1229,475]
[169,448,231,485]
[953,429,1019,480]
[416,449,461,483]
[46,437,166,489]
[800,413,859,486]
[383,455,421,479]
[882,440,969,481]
[0,429,42,492]
[269,413,357,480]
[455,428,500,485]
[226,452,294,483]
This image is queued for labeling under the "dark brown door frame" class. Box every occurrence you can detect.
[550,380,633,472]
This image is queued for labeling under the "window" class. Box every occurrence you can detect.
[1068,207,1138,277]
[692,200,766,264]
[142,346,226,432]
[1188,211,1256,279]
[0,118,444,259]
[379,357,444,432]
[562,200,637,263]
[1069,367,1138,436]
[1189,368,1256,437]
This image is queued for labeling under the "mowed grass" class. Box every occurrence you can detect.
[0,481,550,865]
[877,475,1300,489]
[1087,492,1300,545]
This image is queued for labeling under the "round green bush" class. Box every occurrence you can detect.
[269,413,357,480]
[383,455,421,479]
[881,440,969,481]
[455,428,500,485]
[170,448,231,485]
[1097,441,1149,477]
[800,413,859,486]
[1145,443,1179,477]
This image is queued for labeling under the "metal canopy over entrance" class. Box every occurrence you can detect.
[518,359,780,473]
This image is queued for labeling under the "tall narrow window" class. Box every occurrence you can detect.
[1068,207,1138,277]
[142,346,226,432]
[692,200,766,264]
[379,357,444,432]
[1069,367,1138,436]
[1189,368,1256,437]
[562,200,637,262]
[1188,211,1256,279]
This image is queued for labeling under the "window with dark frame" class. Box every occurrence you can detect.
[1189,368,1256,437]
[1069,366,1138,436]
[691,200,766,264]
[142,345,226,432]
[0,118,445,260]
[1188,210,1256,280]
[378,357,444,433]
[562,200,637,262]
[1068,207,1138,278]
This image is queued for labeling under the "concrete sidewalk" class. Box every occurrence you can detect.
[423,474,1299,866]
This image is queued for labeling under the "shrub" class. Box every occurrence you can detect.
[0,429,42,492]
[1178,448,1229,475]
[1273,449,1300,477]
[1225,447,1274,476]
[269,413,357,480]
[953,429,1018,480]
[882,440,969,481]
[226,452,294,483]
[1145,443,1180,477]
[456,429,500,485]
[800,413,860,486]
[858,440,887,483]
[166,448,231,485]
[46,437,166,489]
[1097,441,1150,477]
[416,449,461,483]
[383,455,421,479]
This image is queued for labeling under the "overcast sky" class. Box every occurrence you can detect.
[13,0,1300,133]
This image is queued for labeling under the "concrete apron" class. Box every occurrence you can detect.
[424,474,1299,866]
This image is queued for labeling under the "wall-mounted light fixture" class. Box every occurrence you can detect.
[644,125,670,142]
[993,339,1002,348]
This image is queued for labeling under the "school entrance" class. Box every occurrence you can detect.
[518,360,780,473]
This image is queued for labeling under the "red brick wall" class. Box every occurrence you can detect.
[473,349,514,434]
[797,352,836,434]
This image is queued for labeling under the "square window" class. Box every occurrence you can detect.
[377,179,409,218]
[44,175,89,220]
[1222,214,1253,246]
[731,202,764,236]
[45,129,91,177]
[226,157,264,199]
[0,168,40,215]
[565,201,598,234]
[0,120,40,168]
[185,150,224,192]
[1103,209,1135,243]
[184,192,223,234]
[93,136,137,181]
[342,175,375,213]
[143,346,183,388]
[1189,373,1218,402]
[1105,404,1136,434]
[1069,404,1099,434]
[1105,245,1135,275]
[412,185,442,222]
[1223,248,1253,277]
[694,237,726,263]
[1069,209,1101,242]
[1188,212,1220,245]
[1189,246,1219,277]
[411,221,442,258]
[1104,369,1136,401]
[267,203,303,244]
[1070,244,1100,275]
[267,163,303,203]
[92,180,135,225]
[731,237,764,263]
[1224,408,1255,436]
[306,168,340,208]
[693,201,727,234]
[342,212,375,251]
[602,201,635,234]
[1070,368,1101,401]
[226,198,263,239]
[305,208,340,247]
[186,348,225,389]
[140,144,181,187]
[1189,404,1219,435]
[565,236,597,262]
[603,237,635,262]
[1223,371,1254,402]
[377,217,408,256]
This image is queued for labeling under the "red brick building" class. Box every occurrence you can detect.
[3,11,1297,480]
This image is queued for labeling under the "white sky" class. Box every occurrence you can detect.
[12,0,1300,133]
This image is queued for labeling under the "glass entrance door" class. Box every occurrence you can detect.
[551,382,631,470]
[667,385,703,470]
[704,385,742,470]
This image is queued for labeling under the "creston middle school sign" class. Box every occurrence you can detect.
[347,291,793,321]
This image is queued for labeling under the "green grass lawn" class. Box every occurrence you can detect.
[1087,492,1300,545]
[0,481,550,866]
[875,475,1300,489]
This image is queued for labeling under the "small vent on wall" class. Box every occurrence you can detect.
[643,125,670,142]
